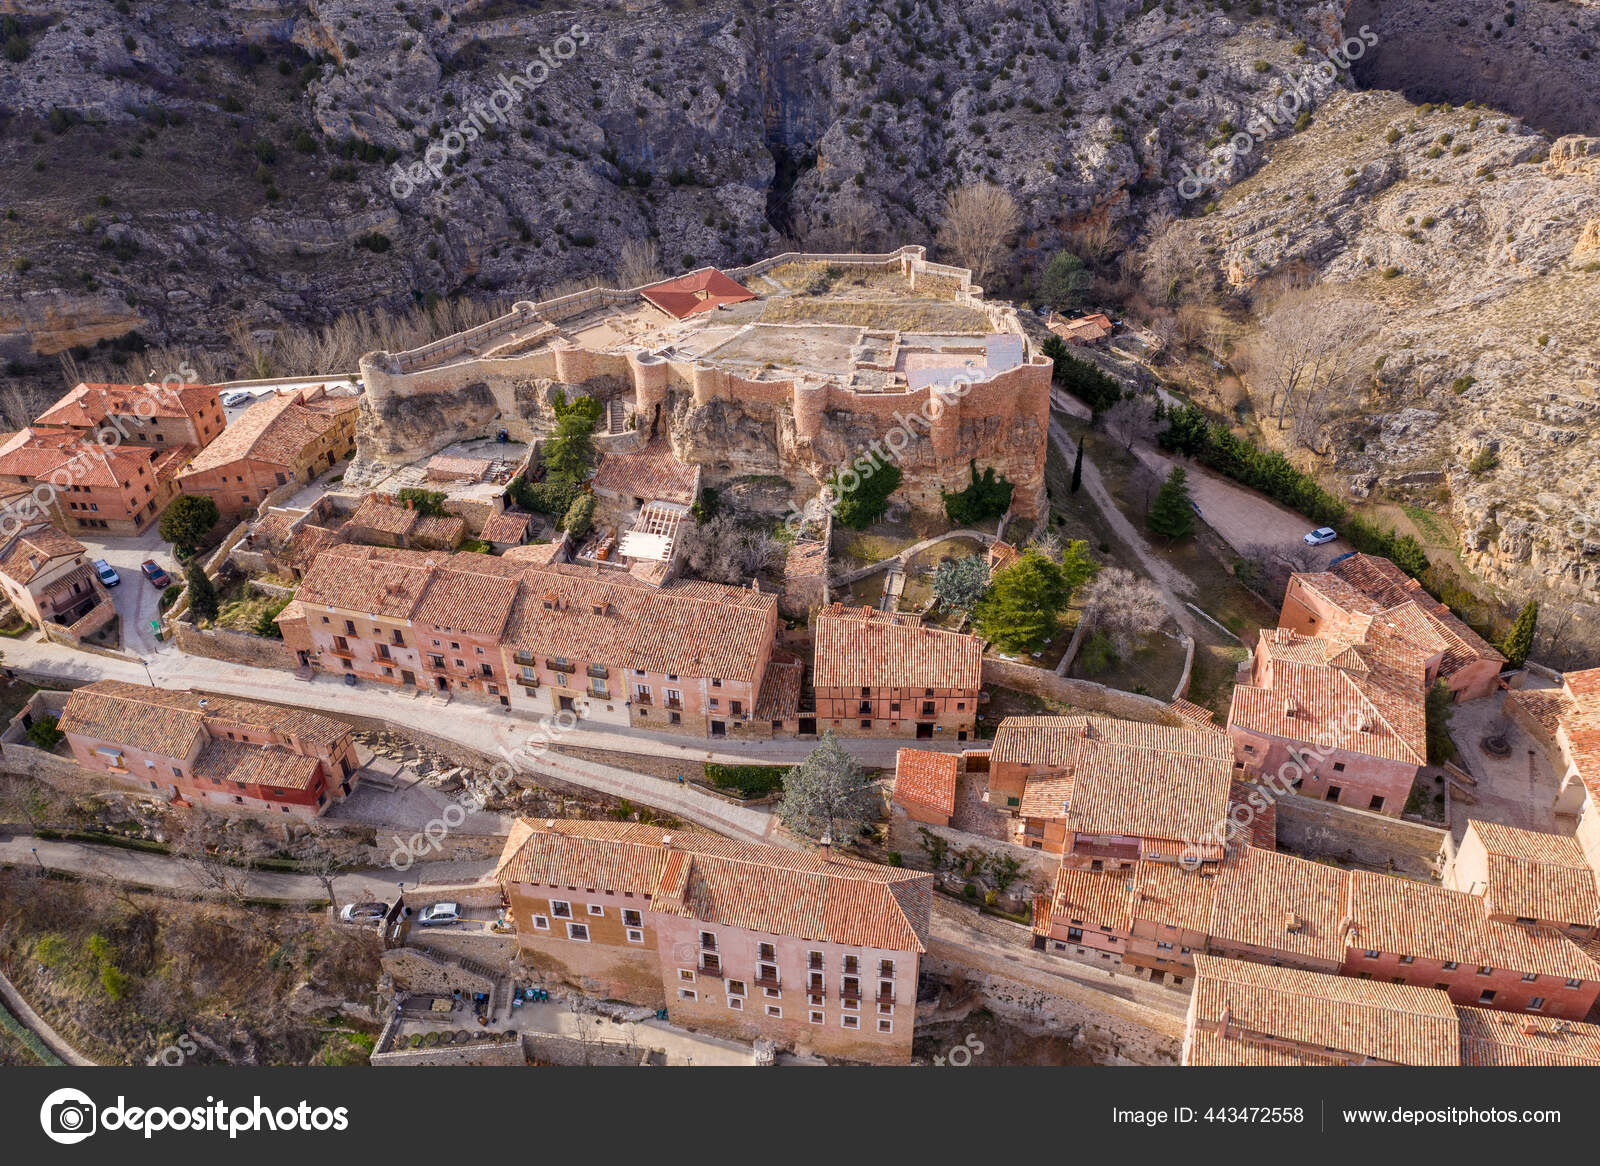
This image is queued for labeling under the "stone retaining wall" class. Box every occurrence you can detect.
[1272,790,1447,878]
[171,621,294,670]
[982,658,1180,724]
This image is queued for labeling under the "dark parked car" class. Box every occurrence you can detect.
[140,560,171,588]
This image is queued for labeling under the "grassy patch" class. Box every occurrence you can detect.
[213,588,287,634]
[1401,505,1455,547]
[703,763,790,798]
[761,297,989,333]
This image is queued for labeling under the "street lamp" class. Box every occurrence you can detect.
[139,657,157,687]
[31,847,44,871]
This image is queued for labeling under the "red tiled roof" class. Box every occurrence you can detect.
[638,269,757,319]
[37,381,220,428]
[58,680,348,761]
[893,748,959,817]
[182,389,349,474]
[813,604,982,691]
[496,818,932,951]
[1466,819,1600,929]
[1325,553,1503,673]
[0,523,84,586]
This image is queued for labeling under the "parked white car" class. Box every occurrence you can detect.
[418,902,461,926]
[220,390,253,407]
[339,901,389,924]
[1303,527,1338,546]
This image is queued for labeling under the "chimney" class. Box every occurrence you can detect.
[1283,698,1297,719]
[661,834,673,848]
[1216,1004,1233,1039]
[1339,915,1357,940]
[1284,910,1304,934]
[1519,1018,1543,1036]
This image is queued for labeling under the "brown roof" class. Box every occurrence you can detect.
[1326,553,1503,673]
[58,680,348,760]
[192,737,321,791]
[591,439,699,505]
[0,427,176,488]
[1000,716,1234,843]
[1457,1006,1600,1066]
[496,818,932,951]
[1228,628,1428,765]
[182,389,348,475]
[813,604,982,691]
[1466,819,1600,929]
[1128,861,1217,932]
[753,651,803,721]
[1208,845,1351,965]
[1049,864,1135,930]
[37,381,220,428]
[481,511,532,544]
[638,268,757,319]
[0,523,84,586]
[893,749,959,817]
[1346,870,1600,981]
[1189,955,1460,1066]
[347,494,422,537]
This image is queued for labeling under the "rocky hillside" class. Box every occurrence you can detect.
[0,0,1362,382]
[1156,88,1600,605]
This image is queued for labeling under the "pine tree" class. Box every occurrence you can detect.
[1499,600,1538,668]
[185,561,218,625]
[777,732,875,844]
[1146,466,1195,543]
[1070,439,1083,494]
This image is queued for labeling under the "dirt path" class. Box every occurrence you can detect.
[1048,415,1199,638]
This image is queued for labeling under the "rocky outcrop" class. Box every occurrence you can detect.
[1158,88,1600,603]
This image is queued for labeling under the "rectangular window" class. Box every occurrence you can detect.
[762,987,781,999]
[530,914,549,931]
[727,980,746,997]
[1477,966,1494,976]
[679,969,696,983]
[587,903,605,917]
[622,908,642,928]
[1442,961,1460,971]
[1522,973,1539,982]
[841,1015,860,1030]
[1528,996,1546,1011]
[877,1019,893,1034]
[765,1005,782,1019]
[679,988,697,1002]
[727,996,743,1011]
[566,922,590,942]
[625,928,644,944]
[809,1010,825,1025]
[550,900,572,919]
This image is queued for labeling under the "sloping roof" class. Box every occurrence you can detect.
[0,427,169,488]
[591,439,699,505]
[893,748,959,817]
[997,716,1234,843]
[1326,553,1503,673]
[37,381,219,427]
[1227,628,1428,765]
[58,680,348,759]
[0,523,84,586]
[347,494,422,537]
[192,737,321,790]
[182,390,345,475]
[813,604,982,691]
[1189,954,1460,1066]
[1208,845,1351,965]
[1346,870,1600,981]
[1457,1007,1600,1066]
[481,511,532,544]
[496,818,932,951]
[638,269,757,319]
[1466,819,1600,929]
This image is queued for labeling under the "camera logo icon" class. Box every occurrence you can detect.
[40,1087,97,1145]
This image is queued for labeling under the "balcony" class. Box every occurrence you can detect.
[754,972,781,991]
[876,988,896,1005]
[696,962,724,979]
[546,659,577,674]
[587,687,610,700]
[838,983,862,1001]
[665,699,683,711]
[327,646,356,660]
[586,665,609,680]
[634,692,652,706]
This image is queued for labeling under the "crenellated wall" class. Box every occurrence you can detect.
[352,247,1050,516]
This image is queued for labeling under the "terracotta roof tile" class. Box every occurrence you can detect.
[1457,1006,1600,1066]
[813,604,982,691]
[1466,819,1600,929]
[1208,845,1350,965]
[0,523,85,586]
[893,749,959,817]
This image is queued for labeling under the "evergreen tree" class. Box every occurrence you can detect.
[185,561,218,625]
[974,545,1095,650]
[1039,250,1092,309]
[777,732,876,844]
[1146,466,1195,543]
[1499,600,1539,668]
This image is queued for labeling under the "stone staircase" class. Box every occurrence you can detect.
[607,397,627,435]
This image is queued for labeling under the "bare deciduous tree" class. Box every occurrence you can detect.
[1079,567,1169,657]
[795,198,882,252]
[174,812,258,917]
[615,238,664,289]
[935,181,1022,288]
[1245,286,1377,451]
[1103,394,1159,452]
[1237,541,1325,604]
[681,513,783,585]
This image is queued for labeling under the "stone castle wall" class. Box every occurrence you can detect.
[352,247,1051,517]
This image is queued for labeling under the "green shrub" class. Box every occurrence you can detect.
[942,461,1014,526]
[26,714,63,749]
[704,762,790,798]
[560,492,595,538]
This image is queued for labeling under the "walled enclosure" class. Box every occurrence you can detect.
[351,247,1052,519]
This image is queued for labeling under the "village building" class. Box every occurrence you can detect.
[35,381,225,451]
[891,748,960,827]
[493,818,931,1064]
[176,386,358,517]
[55,680,359,818]
[1281,554,1504,701]
[0,427,189,535]
[0,521,114,636]
[1226,626,1427,817]
[1507,667,1600,873]
[811,604,982,741]
[1447,819,1599,941]
[1047,312,1114,346]
[986,716,1235,863]
[342,492,467,550]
